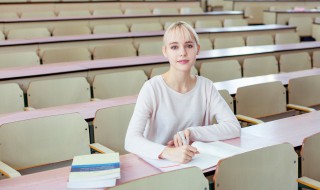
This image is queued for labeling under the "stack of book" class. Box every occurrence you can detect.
[67,153,120,189]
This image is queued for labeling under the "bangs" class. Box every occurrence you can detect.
[163,21,199,45]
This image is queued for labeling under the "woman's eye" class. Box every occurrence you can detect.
[187,44,194,48]
[170,46,178,50]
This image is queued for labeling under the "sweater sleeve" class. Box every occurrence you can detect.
[187,84,241,142]
[125,82,166,159]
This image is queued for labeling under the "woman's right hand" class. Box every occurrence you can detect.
[159,145,198,164]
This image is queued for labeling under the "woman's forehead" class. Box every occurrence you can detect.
[164,27,195,44]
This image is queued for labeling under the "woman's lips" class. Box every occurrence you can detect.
[177,60,189,64]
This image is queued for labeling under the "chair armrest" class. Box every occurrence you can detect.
[236,114,264,125]
[297,176,320,189]
[24,107,36,111]
[0,161,21,178]
[90,143,115,154]
[287,104,316,113]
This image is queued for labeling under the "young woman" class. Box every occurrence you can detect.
[125,21,241,164]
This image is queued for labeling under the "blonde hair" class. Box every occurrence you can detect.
[163,21,200,46]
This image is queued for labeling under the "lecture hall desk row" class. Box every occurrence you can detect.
[0,11,243,33]
[0,24,296,52]
[0,110,319,190]
[0,67,319,126]
[0,41,319,92]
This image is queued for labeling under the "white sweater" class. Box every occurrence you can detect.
[125,75,241,159]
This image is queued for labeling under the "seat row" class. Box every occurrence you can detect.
[0,33,303,68]
[0,7,204,19]
[0,19,249,40]
[1,67,320,116]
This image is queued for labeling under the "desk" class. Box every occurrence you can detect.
[0,111,319,189]
[1,42,320,92]
[0,24,295,47]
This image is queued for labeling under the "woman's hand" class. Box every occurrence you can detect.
[159,145,198,164]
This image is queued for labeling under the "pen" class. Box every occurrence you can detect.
[178,131,189,145]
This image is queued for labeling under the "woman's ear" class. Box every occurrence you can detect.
[162,45,168,58]
[197,44,200,55]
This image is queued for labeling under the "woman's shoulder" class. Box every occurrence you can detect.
[197,75,214,87]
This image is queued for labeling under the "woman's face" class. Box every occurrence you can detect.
[162,28,200,73]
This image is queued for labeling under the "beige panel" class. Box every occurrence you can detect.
[20,11,56,19]
[92,9,123,16]
[200,60,241,82]
[0,12,19,19]
[150,65,198,78]
[124,8,151,15]
[235,81,287,118]
[110,167,208,190]
[263,12,276,24]
[92,70,147,99]
[279,52,311,72]
[58,10,91,17]
[288,74,320,107]
[215,143,298,190]
[7,28,51,40]
[27,77,91,109]
[218,89,233,112]
[138,41,163,56]
[41,47,92,64]
[223,19,248,27]
[0,31,5,41]
[289,17,313,36]
[180,7,204,14]
[93,24,129,34]
[275,32,300,45]
[301,132,320,181]
[243,56,278,77]
[313,51,320,68]
[0,113,90,170]
[246,34,274,46]
[93,103,135,155]
[52,25,91,36]
[153,8,179,15]
[214,36,245,49]
[0,52,40,68]
[130,22,163,32]
[120,2,199,9]
[199,38,213,51]
[195,20,222,29]
[0,83,24,114]
[93,43,137,59]
[312,24,320,41]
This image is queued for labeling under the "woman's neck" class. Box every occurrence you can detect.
[162,70,196,94]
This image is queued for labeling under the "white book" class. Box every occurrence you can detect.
[67,153,120,189]
[143,141,246,172]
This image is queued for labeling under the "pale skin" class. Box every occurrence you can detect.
[158,29,201,164]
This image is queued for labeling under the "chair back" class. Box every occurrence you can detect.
[200,60,241,82]
[243,56,278,77]
[0,83,25,114]
[279,52,311,72]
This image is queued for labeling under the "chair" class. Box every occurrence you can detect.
[195,20,222,29]
[288,17,313,36]
[92,103,135,155]
[109,167,208,190]
[20,11,56,19]
[124,8,151,15]
[223,19,248,27]
[180,7,204,14]
[164,21,193,30]
[0,83,25,114]
[150,65,198,78]
[58,10,91,17]
[41,47,92,64]
[199,38,213,51]
[287,74,320,112]
[235,81,288,124]
[275,33,300,44]
[7,28,51,40]
[130,22,163,32]
[200,60,241,82]
[152,8,179,15]
[279,52,311,72]
[92,9,123,16]
[313,51,320,68]
[214,143,298,190]
[0,51,40,68]
[138,41,163,56]
[214,37,245,49]
[93,43,137,59]
[52,25,91,36]
[93,24,129,34]
[243,56,278,77]
[0,31,4,41]
[27,77,91,109]
[246,35,274,46]
[297,132,320,189]
[269,6,292,11]
[0,113,91,177]
[92,70,148,99]
[0,12,19,19]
